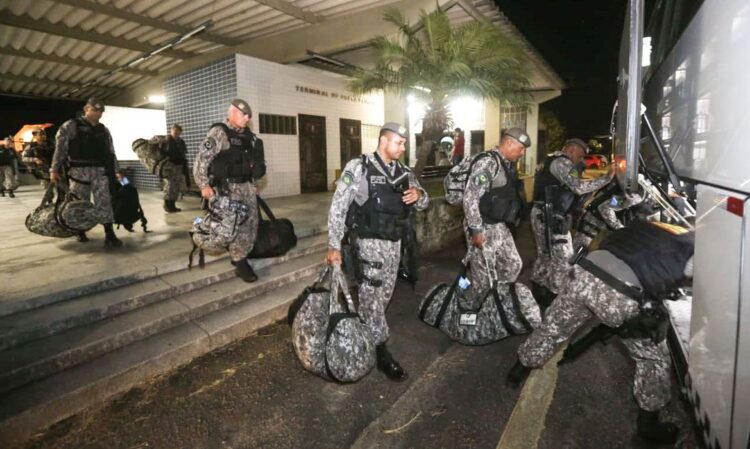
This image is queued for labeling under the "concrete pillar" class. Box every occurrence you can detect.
[484,98,500,152]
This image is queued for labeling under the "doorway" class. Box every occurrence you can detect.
[339,119,361,166]
[298,114,328,193]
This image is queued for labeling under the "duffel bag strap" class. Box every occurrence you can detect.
[187,232,205,269]
[331,265,357,315]
[433,261,468,327]
[39,182,57,209]
[256,195,276,221]
[509,283,533,333]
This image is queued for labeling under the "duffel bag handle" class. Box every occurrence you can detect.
[39,182,57,208]
[328,265,357,315]
[256,195,277,221]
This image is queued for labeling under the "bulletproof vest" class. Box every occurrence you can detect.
[208,123,258,182]
[347,154,410,241]
[30,142,54,164]
[167,136,187,164]
[0,148,14,165]
[599,221,694,299]
[68,117,110,167]
[533,154,577,215]
[478,155,524,225]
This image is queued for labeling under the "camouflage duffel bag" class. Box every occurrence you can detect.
[188,195,250,267]
[288,265,376,383]
[132,136,174,177]
[26,183,99,238]
[418,258,542,346]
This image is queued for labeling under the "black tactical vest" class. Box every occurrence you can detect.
[347,154,410,241]
[29,142,54,164]
[209,123,264,183]
[0,148,15,165]
[533,154,577,215]
[599,221,694,299]
[167,136,187,164]
[68,117,110,167]
[478,154,524,225]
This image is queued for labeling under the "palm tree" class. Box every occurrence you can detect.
[349,6,531,176]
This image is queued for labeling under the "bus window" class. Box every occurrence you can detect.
[645,0,705,72]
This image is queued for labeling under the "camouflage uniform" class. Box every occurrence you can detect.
[52,119,117,224]
[328,153,429,345]
[530,153,611,294]
[22,141,53,188]
[194,121,259,261]
[518,267,671,411]
[164,135,187,201]
[462,150,522,308]
[573,192,643,250]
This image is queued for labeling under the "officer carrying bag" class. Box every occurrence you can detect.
[132,136,175,178]
[288,265,376,383]
[444,151,501,206]
[188,196,250,267]
[247,195,297,259]
[26,182,99,238]
[418,250,542,345]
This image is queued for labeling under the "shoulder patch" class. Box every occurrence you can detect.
[569,168,579,178]
[341,171,354,185]
[473,172,490,186]
[202,138,215,150]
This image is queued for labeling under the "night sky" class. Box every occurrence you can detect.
[495,0,640,140]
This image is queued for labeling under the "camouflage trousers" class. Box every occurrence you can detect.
[518,269,671,411]
[69,166,114,223]
[463,221,522,309]
[530,206,574,294]
[357,238,401,345]
[0,166,18,191]
[227,181,258,261]
[161,163,184,201]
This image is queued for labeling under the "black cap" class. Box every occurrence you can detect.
[502,127,532,148]
[231,98,252,116]
[380,122,408,138]
[86,97,105,111]
[564,138,589,154]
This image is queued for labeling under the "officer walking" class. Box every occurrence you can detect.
[163,123,188,213]
[530,138,613,302]
[462,128,530,306]
[508,220,694,445]
[51,98,121,246]
[326,122,429,381]
[194,99,265,283]
[572,179,644,250]
[0,137,19,197]
[22,127,54,188]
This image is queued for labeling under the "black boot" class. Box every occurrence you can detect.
[8,190,14,198]
[376,344,408,381]
[233,259,258,283]
[170,200,181,212]
[103,223,123,248]
[531,281,556,308]
[637,409,679,444]
[76,232,89,243]
[506,359,532,388]
[163,199,179,213]
[0,191,4,197]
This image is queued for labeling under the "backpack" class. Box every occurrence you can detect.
[132,136,176,177]
[113,183,148,232]
[25,183,100,238]
[247,196,297,259]
[418,250,542,345]
[188,196,250,267]
[288,265,376,383]
[444,151,501,206]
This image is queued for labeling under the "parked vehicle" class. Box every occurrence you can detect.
[583,154,608,169]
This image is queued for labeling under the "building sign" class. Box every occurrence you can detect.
[295,85,373,104]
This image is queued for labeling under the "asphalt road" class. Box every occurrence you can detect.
[23,215,702,449]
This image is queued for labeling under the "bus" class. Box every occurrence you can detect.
[613,0,749,448]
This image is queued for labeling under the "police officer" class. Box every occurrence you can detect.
[0,137,19,197]
[194,99,265,283]
[326,122,429,381]
[51,98,121,247]
[463,128,530,307]
[530,138,614,302]
[508,221,694,444]
[163,123,188,213]
[22,127,54,188]
[572,180,644,250]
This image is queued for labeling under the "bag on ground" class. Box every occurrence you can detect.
[418,252,542,345]
[25,182,99,238]
[113,182,148,232]
[443,151,501,206]
[188,195,250,267]
[248,195,297,259]
[288,265,376,383]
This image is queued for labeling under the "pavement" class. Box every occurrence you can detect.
[0,184,331,315]
[15,208,703,449]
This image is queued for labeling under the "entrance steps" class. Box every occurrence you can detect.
[0,230,328,447]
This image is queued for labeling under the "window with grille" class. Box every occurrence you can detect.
[259,114,297,135]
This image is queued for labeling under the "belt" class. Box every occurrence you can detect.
[223,176,253,184]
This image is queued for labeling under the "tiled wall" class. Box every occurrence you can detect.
[235,55,384,197]
[119,161,161,191]
[163,56,237,190]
